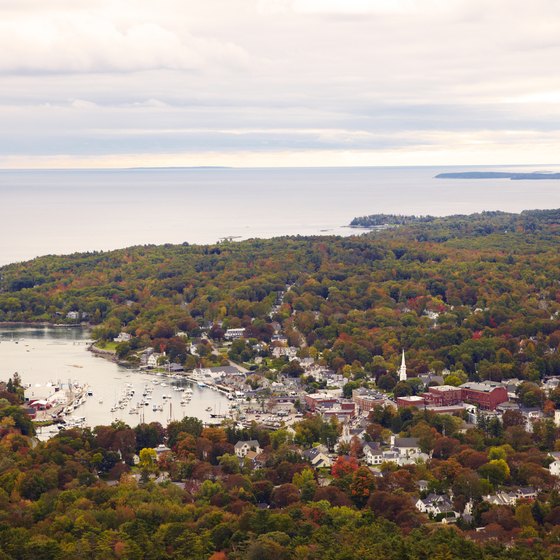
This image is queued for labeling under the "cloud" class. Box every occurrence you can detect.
[0,0,560,166]
[292,0,420,14]
[258,0,459,15]
[70,99,98,109]
[0,16,249,74]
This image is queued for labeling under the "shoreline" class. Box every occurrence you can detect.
[87,343,141,369]
[87,343,120,364]
[0,321,89,328]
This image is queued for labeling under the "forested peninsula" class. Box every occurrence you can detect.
[3,209,560,558]
[3,208,560,379]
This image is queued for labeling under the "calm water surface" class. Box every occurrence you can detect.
[1,165,560,265]
[0,326,230,434]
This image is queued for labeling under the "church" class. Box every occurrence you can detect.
[398,349,407,382]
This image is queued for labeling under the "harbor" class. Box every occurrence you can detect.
[0,326,232,437]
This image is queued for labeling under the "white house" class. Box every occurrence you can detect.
[550,452,560,476]
[416,493,457,519]
[114,332,132,343]
[272,346,298,359]
[147,353,165,368]
[302,447,332,469]
[362,443,400,466]
[225,328,246,340]
[391,436,421,458]
[363,443,381,465]
[485,491,516,506]
[415,493,443,514]
[234,440,262,458]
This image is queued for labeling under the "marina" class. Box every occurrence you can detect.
[0,326,232,437]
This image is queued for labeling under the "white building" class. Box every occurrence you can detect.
[362,444,400,466]
[272,346,298,359]
[303,446,332,468]
[399,350,407,382]
[225,328,246,340]
[234,440,262,458]
[550,452,560,477]
[114,332,132,343]
[391,436,421,458]
[147,353,165,368]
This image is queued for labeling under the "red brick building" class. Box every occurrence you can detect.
[423,385,463,407]
[317,399,356,421]
[305,393,338,412]
[352,388,386,412]
[460,382,508,410]
[396,381,508,411]
[396,395,425,408]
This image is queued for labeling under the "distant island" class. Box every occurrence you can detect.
[435,171,560,180]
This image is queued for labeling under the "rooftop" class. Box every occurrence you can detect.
[394,437,420,448]
[460,381,505,393]
[430,385,462,392]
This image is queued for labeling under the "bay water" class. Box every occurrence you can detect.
[1,165,560,266]
[0,326,231,435]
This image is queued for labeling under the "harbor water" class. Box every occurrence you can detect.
[0,326,232,436]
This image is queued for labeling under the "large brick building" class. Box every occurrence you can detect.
[396,385,463,409]
[396,395,426,408]
[460,381,508,410]
[352,388,386,412]
[396,381,508,411]
[305,392,338,411]
[423,385,463,407]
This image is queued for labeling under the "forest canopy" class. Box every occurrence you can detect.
[1,209,560,381]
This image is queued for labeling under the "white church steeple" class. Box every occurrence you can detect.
[399,349,407,382]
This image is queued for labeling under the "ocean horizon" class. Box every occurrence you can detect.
[1,164,560,266]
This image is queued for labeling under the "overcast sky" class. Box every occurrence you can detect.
[2,0,560,168]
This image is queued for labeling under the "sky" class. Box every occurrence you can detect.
[2,0,560,168]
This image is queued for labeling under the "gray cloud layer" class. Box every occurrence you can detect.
[1,0,560,166]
